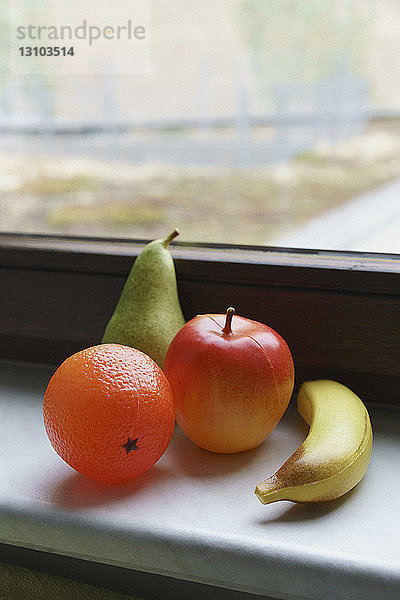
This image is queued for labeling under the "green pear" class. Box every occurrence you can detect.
[102,229,185,368]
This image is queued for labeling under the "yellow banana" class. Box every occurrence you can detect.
[255,380,373,504]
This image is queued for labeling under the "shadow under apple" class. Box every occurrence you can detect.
[168,425,270,479]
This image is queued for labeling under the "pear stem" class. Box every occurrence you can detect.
[222,307,235,335]
[162,229,180,248]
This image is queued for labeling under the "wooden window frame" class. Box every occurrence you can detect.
[0,232,399,406]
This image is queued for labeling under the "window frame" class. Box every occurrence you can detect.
[0,232,399,406]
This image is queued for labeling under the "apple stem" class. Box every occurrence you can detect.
[222,307,235,335]
[162,229,180,248]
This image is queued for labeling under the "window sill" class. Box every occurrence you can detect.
[0,359,399,600]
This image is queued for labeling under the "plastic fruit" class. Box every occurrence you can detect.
[102,229,185,368]
[164,307,294,454]
[43,344,175,483]
[255,379,373,504]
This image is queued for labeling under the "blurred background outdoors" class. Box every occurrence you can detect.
[1,0,400,253]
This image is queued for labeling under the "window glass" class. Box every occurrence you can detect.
[1,1,399,253]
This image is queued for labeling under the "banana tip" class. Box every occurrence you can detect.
[254,485,270,505]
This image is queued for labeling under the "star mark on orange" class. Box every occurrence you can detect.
[122,437,139,454]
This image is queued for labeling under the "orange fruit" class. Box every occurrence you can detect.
[43,344,175,483]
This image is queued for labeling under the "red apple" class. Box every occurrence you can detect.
[164,307,295,453]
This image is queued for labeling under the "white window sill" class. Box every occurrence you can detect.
[0,360,399,600]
